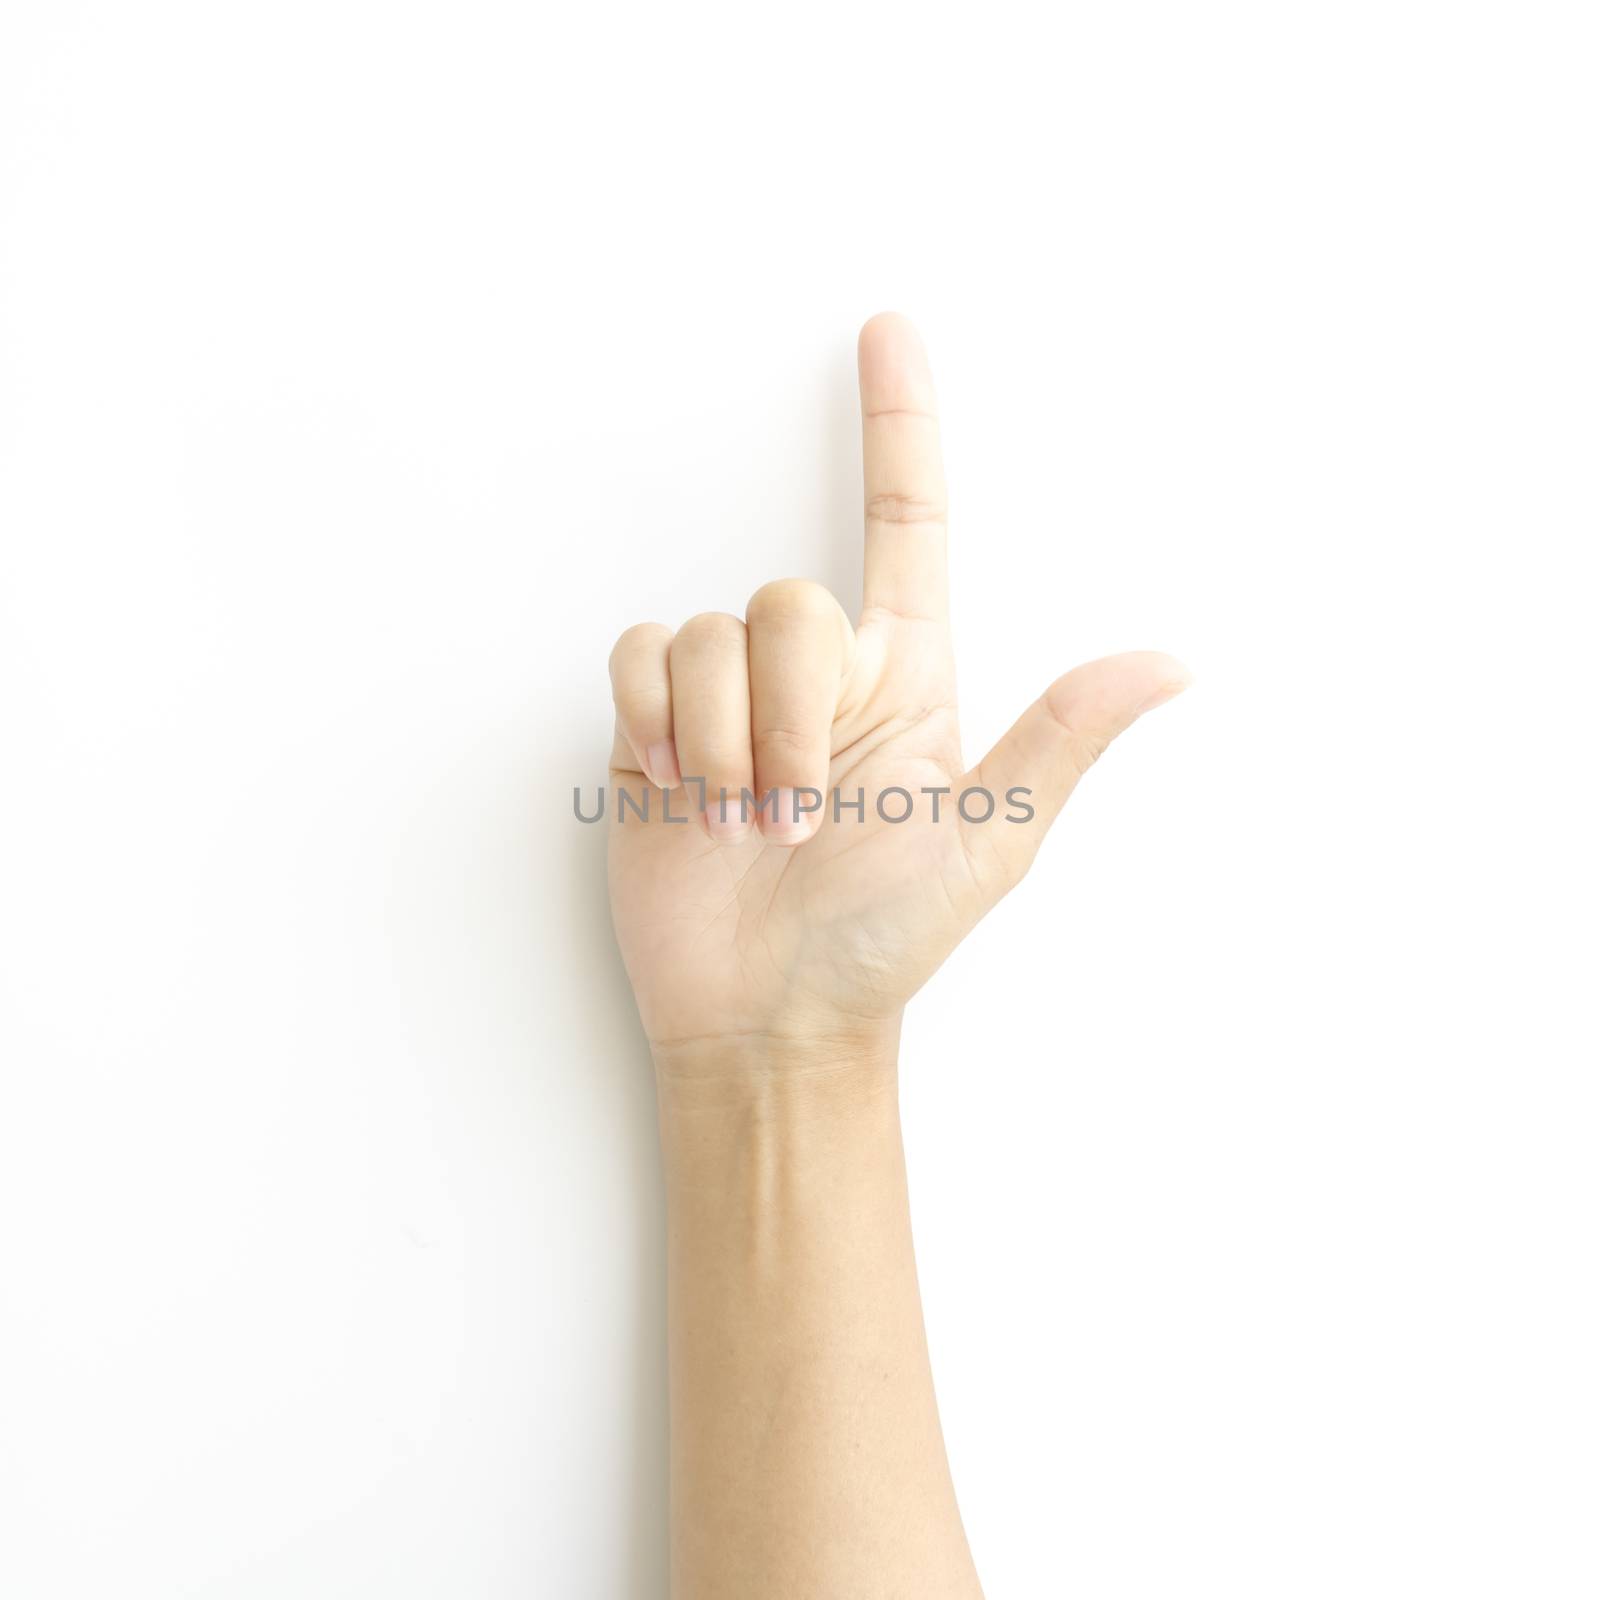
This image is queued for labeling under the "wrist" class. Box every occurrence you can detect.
[651,1018,902,1124]
[653,1025,906,1211]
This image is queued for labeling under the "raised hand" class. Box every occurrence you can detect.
[606,313,1189,1063]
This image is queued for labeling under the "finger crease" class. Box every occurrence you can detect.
[865,493,948,527]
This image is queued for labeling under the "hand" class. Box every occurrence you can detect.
[606,314,1190,1066]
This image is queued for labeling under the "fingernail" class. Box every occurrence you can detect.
[703,800,748,843]
[759,787,818,847]
[1136,671,1194,717]
[645,740,681,789]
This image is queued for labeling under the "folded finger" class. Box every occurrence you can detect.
[745,579,853,846]
[608,622,678,786]
[670,612,755,841]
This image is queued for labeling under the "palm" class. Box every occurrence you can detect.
[610,618,977,1046]
[604,315,1189,1056]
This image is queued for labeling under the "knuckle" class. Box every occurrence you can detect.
[746,577,838,625]
[1042,691,1110,775]
[608,621,672,676]
[673,611,747,655]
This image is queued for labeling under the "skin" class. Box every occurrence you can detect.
[607,314,1190,1598]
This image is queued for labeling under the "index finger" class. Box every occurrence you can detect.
[858,312,948,624]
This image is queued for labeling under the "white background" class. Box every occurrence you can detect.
[2,3,1595,1596]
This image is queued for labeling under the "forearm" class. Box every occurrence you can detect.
[656,1030,983,1600]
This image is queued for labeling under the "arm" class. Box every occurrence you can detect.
[606,314,1190,1596]
[658,1032,979,1598]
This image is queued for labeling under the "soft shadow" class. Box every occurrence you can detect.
[814,340,868,616]
[555,750,669,1598]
